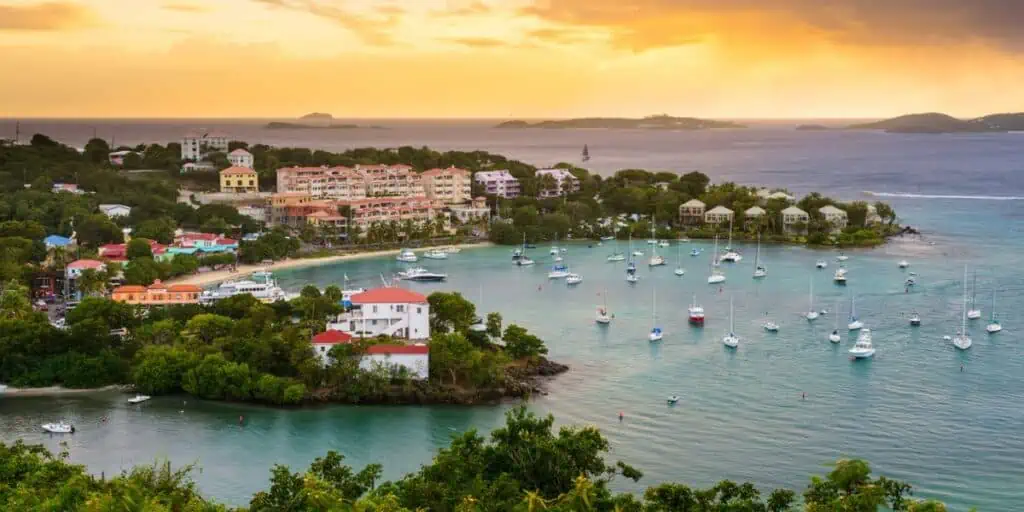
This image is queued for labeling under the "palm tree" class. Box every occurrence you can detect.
[520,491,549,512]
[77,268,107,297]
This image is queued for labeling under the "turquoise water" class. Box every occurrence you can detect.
[4,233,1020,510]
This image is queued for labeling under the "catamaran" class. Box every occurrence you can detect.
[688,294,705,325]
[967,271,981,319]
[805,279,819,320]
[953,266,973,350]
[829,299,841,342]
[648,222,665,267]
[723,296,739,348]
[762,312,779,332]
[847,295,863,330]
[648,288,663,341]
[707,235,726,284]
[720,217,742,262]
[986,289,1001,333]
[752,233,766,278]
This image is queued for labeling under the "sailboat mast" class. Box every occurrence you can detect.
[729,296,734,332]
[753,234,760,274]
[971,271,977,307]
[962,266,968,333]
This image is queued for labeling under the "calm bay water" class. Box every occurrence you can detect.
[3,120,1024,509]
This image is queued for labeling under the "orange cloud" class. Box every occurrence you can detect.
[162,2,208,13]
[253,0,402,46]
[0,1,95,31]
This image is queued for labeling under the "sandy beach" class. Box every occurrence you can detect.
[167,242,494,287]
[1,384,128,397]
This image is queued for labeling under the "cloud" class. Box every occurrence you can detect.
[445,37,509,48]
[438,0,491,17]
[252,0,402,46]
[0,2,95,31]
[162,2,208,12]
[522,0,1024,52]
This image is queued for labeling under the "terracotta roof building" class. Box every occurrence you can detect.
[111,280,202,305]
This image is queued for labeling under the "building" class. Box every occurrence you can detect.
[866,204,883,225]
[108,150,136,166]
[311,329,354,364]
[421,166,471,204]
[220,166,259,194]
[99,240,168,261]
[756,188,795,203]
[356,164,424,198]
[173,232,238,253]
[535,169,581,198]
[43,235,73,249]
[339,196,436,229]
[271,192,315,226]
[819,205,849,233]
[111,280,202,305]
[182,131,229,161]
[310,330,429,379]
[276,166,368,200]
[99,204,131,218]
[65,259,106,300]
[228,148,254,168]
[744,206,766,223]
[474,170,521,198]
[52,183,85,195]
[704,205,734,225]
[450,197,490,224]
[781,206,810,234]
[306,210,349,230]
[237,205,269,224]
[328,287,430,340]
[679,199,706,225]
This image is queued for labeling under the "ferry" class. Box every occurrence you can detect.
[200,271,291,304]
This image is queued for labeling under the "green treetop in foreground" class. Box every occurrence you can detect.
[0,407,951,511]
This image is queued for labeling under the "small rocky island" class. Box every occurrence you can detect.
[795,124,829,131]
[265,113,384,130]
[496,114,745,130]
[848,112,1024,133]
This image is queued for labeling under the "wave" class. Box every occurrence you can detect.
[863,191,1024,201]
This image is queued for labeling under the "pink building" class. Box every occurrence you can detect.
[473,170,521,198]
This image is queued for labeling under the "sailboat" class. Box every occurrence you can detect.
[648,288,663,341]
[674,243,685,276]
[719,217,742,262]
[516,233,535,266]
[967,271,981,319]
[952,265,972,350]
[804,279,819,320]
[829,299,841,342]
[752,233,766,278]
[629,232,643,257]
[582,144,590,162]
[687,294,705,325]
[723,296,739,348]
[596,289,612,324]
[707,235,726,284]
[986,289,1001,333]
[626,253,639,283]
[648,221,665,267]
[550,233,560,256]
[606,235,625,262]
[847,295,863,330]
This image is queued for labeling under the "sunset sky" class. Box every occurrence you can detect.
[2,0,1024,118]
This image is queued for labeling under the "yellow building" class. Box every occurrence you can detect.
[220,166,259,193]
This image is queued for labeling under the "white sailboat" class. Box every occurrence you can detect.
[723,297,739,348]
[629,232,643,257]
[516,234,535,266]
[752,233,766,278]
[550,233,560,255]
[967,271,981,319]
[674,243,685,276]
[707,235,726,284]
[596,289,612,324]
[648,221,665,267]
[829,299,841,343]
[847,295,863,330]
[805,279,819,320]
[953,265,972,350]
[648,287,663,341]
[986,289,1001,334]
[606,236,625,262]
[719,217,742,262]
[566,271,583,285]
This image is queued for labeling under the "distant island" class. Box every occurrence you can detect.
[795,124,829,131]
[848,112,1024,133]
[495,115,745,130]
[299,112,333,121]
[265,113,385,130]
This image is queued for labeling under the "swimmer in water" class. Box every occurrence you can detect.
[619,411,624,422]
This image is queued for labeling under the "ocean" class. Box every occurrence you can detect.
[2,119,1023,509]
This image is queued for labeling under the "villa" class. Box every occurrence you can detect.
[704,205,734,225]
[782,206,810,234]
[228,148,254,168]
[99,204,132,218]
[327,287,430,340]
[311,329,429,379]
[744,206,766,221]
[678,199,706,225]
[111,280,202,305]
[473,170,521,198]
[535,168,581,198]
[819,205,849,233]
[220,166,259,194]
[449,197,490,223]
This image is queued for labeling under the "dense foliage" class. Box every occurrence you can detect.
[0,408,951,511]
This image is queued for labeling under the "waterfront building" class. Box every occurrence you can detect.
[421,166,472,204]
[819,205,849,233]
[327,287,430,340]
[98,204,131,218]
[182,130,229,161]
[311,329,429,379]
[474,170,521,198]
[111,280,202,305]
[704,205,734,225]
[355,164,424,198]
[275,166,368,200]
[782,206,810,234]
[679,199,706,225]
[338,196,437,228]
[107,150,136,166]
[219,166,259,194]
[535,168,581,198]
[228,148,254,168]
[449,197,490,223]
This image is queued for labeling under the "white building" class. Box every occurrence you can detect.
[819,205,849,233]
[228,148,254,169]
[99,204,131,218]
[328,287,430,340]
[744,206,766,221]
[237,205,268,223]
[182,131,229,161]
[310,330,429,379]
[704,205,734,225]
[756,188,795,203]
[474,170,521,198]
[679,199,706,225]
[535,168,581,198]
[781,206,810,234]
[66,259,105,280]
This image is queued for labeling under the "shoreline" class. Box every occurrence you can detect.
[167,241,494,287]
[1,384,128,398]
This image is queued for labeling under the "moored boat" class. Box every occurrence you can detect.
[422,249,448,260]
[396,249,418,263]
[849,329,875,359]
[398,267,447,282]
[127,394,151,404]
[42,422,74,434]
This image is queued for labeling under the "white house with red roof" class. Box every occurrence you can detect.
[327,287,430,340]
[311,329,429,379]
[228,148,254,168]
[66,259,105,280]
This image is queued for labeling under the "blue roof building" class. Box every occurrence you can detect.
[43,235,73,248]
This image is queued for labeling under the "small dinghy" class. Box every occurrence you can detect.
[667,395,680,405]
[42,422,74,434]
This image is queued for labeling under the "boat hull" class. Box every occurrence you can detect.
[849,349,875,358]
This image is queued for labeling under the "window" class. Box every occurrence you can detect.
[417,307,422,314]
[396,305,405,313]
[320,346,326,353]
[372,305,378,313]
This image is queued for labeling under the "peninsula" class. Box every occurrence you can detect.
[495,114,745,130]
[849,112,1024,133]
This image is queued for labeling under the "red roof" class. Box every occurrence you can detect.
[68,259,105,269]
[214,238,237,245]
[220,166,256,175]
[147,280,167,289]
[312,330,353,345]
[351,287,427,304]
[113,285,146,293]
[366,344,429,355]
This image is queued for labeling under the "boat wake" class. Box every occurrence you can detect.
[863,191,1024,201]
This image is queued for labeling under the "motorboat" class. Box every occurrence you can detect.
[200,271,289,304]
[674,267,685,276]
[953,265,972,350]
[986,290,1001,333]
[517,257,535,266]
[398,267,447,282]
[688,295,705,325]
[626,260,638,283]
[442,246,461,254]
[512,248,522,260]
[646,239,657,245]
[905,277,915,287]
[423,249,448,260]
[600,235,615,241]
[667,395,680,405]
[829,330,841,343]
[966,271,981,319]
[626,274,639,283]
[127,394,152,404]
[805,279,819,321]
[632,249,644,257]
[396,249,418,263]
[547,264,570,279]
[762,320,779,332]
[560,247,567,253]
[553,255,564,263]
[690,248,701,257]
[833,267,847,285]
[837,253,849,262]
[816,260,828,269]
[607,252,626,262]
[469,319,487,332]
[42,422,74,434]
[549,247,559,255]
[658,240,670,248]
[648,289,663,341]
[566,273,583,285]
[898,260,909,269]
[909,311,921,326]
[722,297,739,348]
[847,296,863,330]
[649,327,663,342]
[849,329,875,358]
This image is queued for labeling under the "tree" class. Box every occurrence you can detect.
[75,214,123,248]
[76,268,108,296]
[502,324,548,359]
[427,292,476,334]
[134,217,177,244]
[485,312,502,338]
[126,238,153,260]
[84,138,111,164]
[123,258,163,285]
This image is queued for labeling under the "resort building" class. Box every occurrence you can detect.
[355,164,424,198]
[310,330,429,379]
[182,131,229,161]
[819,205,849,233]
[306,210,349,230]
[338,196,437,228]
[173,232,238,253]
[219,166,259,194]
[111,280,202,305]
[98,204,131,218]
[275,166,369,200]
[744,206,766,224]
[535,168,581,198]
[450,197,490,223]
[679,199,706,225]
[327,287,430,340]
[474,170,521,198]
[421,166,472,204]
[704,205,734,225]
[311,329,354,364]
[781,206,810,234]
[228,148,254,168]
